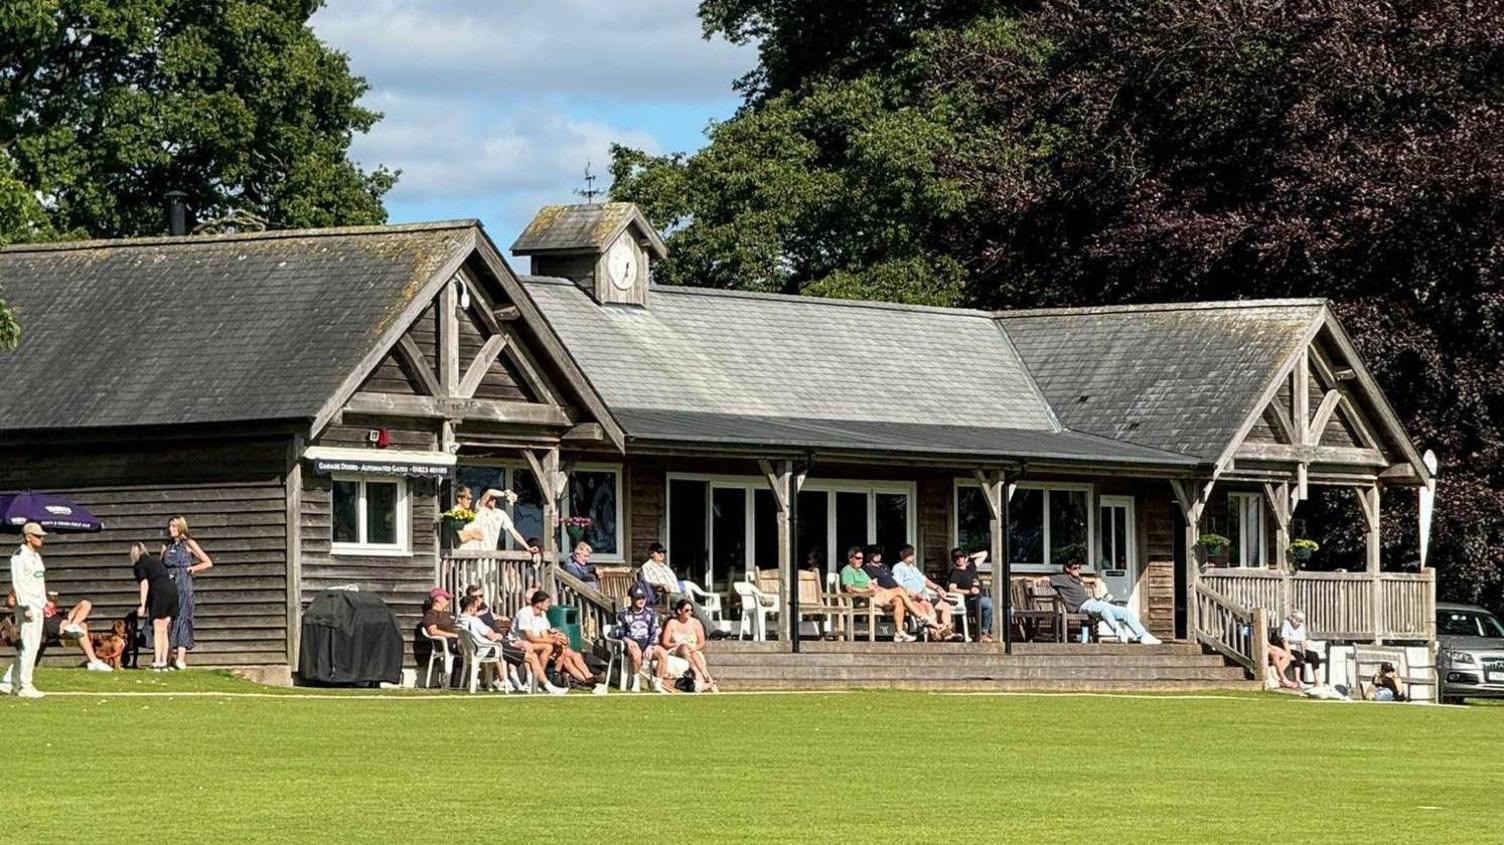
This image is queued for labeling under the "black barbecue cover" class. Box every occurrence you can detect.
[299,590,404,685]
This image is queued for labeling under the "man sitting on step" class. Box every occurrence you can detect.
[1048,560,1161,645]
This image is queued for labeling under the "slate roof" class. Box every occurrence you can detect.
[0,222,474,432]
[999,301,1325,460]
[511,203,666,257]
[524,277,1062,433]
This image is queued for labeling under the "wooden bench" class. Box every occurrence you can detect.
[754,569,853,641]
[1351,645,1436,701]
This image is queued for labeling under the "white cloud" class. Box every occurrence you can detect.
[311,0,753,229]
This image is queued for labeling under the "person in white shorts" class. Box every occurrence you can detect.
[3,522,50,698]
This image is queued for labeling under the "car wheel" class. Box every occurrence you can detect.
[1440,695,1463,705]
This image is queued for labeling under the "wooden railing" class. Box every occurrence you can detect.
[439,550,552,619]
[440,550,622,647]
[552,568,620,645]
[1193,583,1266,681]
[1202,568,1435,642]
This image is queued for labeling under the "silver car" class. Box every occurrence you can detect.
[1437,602,1504,704]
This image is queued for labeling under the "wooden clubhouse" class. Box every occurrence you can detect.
[0,202,1439,687]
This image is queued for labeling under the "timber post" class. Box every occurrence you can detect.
[284,433,305,670]
[1356,483,1383,645]
[526,446,565,596]
[759,459,796,653]
[1171,478,1210,642]
[974,468,1006,644]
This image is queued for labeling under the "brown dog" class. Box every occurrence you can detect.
[91,620,127,671]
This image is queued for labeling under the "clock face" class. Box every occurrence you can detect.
[605,239,637,291]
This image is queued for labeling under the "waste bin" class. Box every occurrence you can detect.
[546,604,582,652]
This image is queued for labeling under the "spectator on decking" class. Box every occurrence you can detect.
[563,541,599,583]
[862,545,943,639]
[161,516,212,670]
[132,542,179,672]
[1048,560,1162,645]
[892,545,959,640]
[636,541,718,634]
[947,548,993,643]
[512,590,606,694]
[612,584,669,692]
[839,546,927,643]
[458,488,539,556]
[457,593,552,693]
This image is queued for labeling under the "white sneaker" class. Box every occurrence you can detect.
[60,622,85,637]
[0,681,11,695]
[544,681,569,696]
[592,683,609,696]
[631,675,642,693]
[650,677,665,694]
[87,660,113,672]
[1139,633,1162,645]
[17,686,44,699]
[893,630,916,643]
[172,660,187,671]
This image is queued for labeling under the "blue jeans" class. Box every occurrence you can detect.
[1080,598,1149,641]
[965,595,993,636]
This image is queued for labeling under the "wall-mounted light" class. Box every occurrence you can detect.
[453,277,471,310]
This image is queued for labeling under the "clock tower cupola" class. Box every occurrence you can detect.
[511,202,667,307]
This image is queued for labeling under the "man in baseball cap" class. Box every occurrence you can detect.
[3,522,49,697]
[419,587,459,686]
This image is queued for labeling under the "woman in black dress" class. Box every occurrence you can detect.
[132,542,179,672]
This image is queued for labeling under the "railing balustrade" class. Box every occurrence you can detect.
[1202,568,1434,642]
[440,550,620,646]
[1193,583,1266,681]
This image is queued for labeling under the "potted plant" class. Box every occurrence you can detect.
[439,504,476,548]
[1288,538,1320,563]
[1198,533,1231,557]
[562,515,593,544]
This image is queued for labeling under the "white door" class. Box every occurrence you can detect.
[1098,496,1139,612]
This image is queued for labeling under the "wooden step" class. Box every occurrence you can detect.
[714,678,1261,692]
[710,665,1248,682]
[704,652,1230,668]
[705,640,1204,657]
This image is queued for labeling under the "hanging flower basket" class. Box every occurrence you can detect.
[562,515,592,544]
[1198,533,1230,556]
[1288,538,1320,562]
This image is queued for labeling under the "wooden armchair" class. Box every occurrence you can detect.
[1026,579,1094,643]
[1009,577,1055,642]
[752,569,854,641]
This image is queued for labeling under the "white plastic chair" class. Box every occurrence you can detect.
[944,592,971,641]
[457,631,503,693]
[423,630,454,689]
[606,628,660,691]
[733,580,777,641]
[679,580,729,634]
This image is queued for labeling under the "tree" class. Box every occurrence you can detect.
[614,1,1504,610]
[0,0,393,240]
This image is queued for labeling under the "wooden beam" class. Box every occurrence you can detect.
[394,335,443,397]
[495,305,521,322]
[758,459,789,512]
[1265,403,1297,444]
[978,469,1006,643]
[1308,390,1343,446]
[1263,482,1291,571]
[1234,442,1386,466]
[1292,348,1311,445]
[456,333,510,399]
[1378,463,1420,482]
[344,391,570,426]
[438,276,461,394]
[561,423,605,442]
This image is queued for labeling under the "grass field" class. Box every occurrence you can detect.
[3,669,1500,843]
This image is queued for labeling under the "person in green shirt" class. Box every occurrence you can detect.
[837,546,927,642]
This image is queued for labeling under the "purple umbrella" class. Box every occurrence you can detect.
[0,491,103,532]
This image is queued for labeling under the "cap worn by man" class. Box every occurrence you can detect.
[429,587,451,601]
[22,522,46,537]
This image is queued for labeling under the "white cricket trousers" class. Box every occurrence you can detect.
[3,606,42,690]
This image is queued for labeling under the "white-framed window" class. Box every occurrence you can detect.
[665,474,916,588]
[454,462,546,550]
[565,463,624,562]
[1227,492,1265,567]
[331,476,410,556]
[953,480,1094,572]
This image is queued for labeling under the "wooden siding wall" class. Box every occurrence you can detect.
[304,419,442,655]
[0,438,290,666]
[1141,487,1177,638]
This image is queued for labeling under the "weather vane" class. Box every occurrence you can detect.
[574,160,603,204]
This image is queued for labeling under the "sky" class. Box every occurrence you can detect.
[310,0,755,252]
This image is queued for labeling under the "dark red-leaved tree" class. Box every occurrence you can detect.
[927,2,1504,607]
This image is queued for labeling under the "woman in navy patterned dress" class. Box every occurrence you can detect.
[160,516,213,670]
